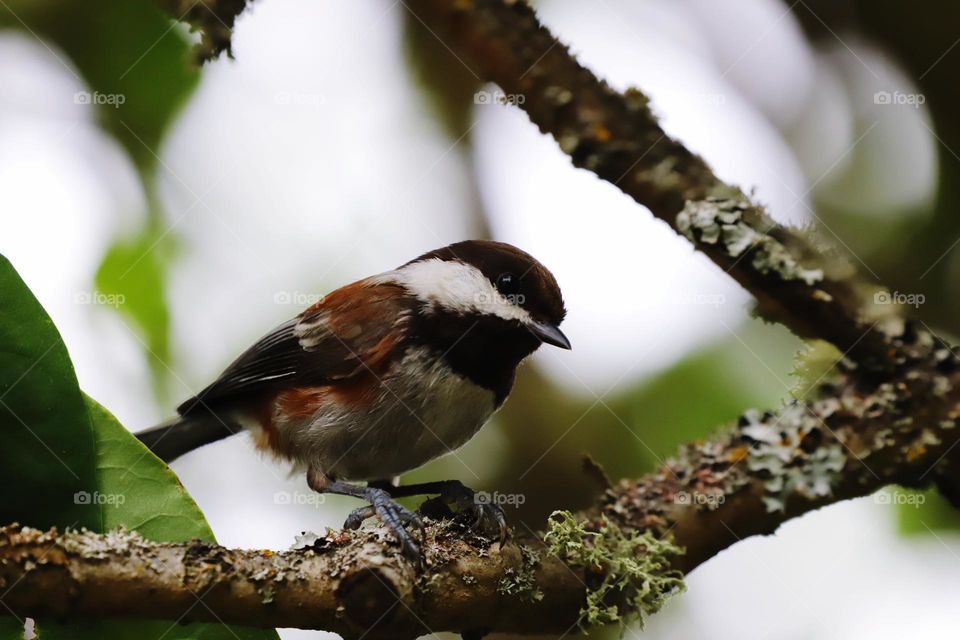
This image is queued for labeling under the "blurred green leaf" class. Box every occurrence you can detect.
[1,0,200,172]
[897,487,960,535]
[0,0,200,401]
[0,253,277,638]
[613,322,799,472]
[95,217,177,401]
[0,618,24,640]
[488,320,799,523]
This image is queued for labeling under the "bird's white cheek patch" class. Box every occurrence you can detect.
[385,258,532,323]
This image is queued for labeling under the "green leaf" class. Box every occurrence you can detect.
[41,398,277,639]
[0,255,99,530]
[0,254,277,638]
[95,218,178,403]
[897,487,960,535]
[86,396,213,540]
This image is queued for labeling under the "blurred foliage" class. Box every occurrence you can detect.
[898,488,960,535]
[95,214,179,402]
[0,0,199,172]
[477,320,800,528]
[798,0,960,534]
[800,0,960,334]
[0,0,200,402]
[0,621,20,640]
[0,254,278,639]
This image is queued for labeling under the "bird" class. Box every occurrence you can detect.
[136,240,570,558]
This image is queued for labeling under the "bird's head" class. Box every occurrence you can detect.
[390,240,570,354]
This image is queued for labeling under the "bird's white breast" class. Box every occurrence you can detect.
[274,346,497,481]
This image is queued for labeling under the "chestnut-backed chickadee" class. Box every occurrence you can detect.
[137,240,569,557]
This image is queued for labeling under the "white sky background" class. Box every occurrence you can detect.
[0,0,952,638]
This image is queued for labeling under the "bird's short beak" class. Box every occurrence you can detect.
[530,320,571,350]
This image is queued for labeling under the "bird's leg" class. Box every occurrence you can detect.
[376,479,508,544]
[306,467,424,561]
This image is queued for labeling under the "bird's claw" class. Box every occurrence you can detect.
[343,505,374,530]
[344,488,425,562]
[441,482,509,545]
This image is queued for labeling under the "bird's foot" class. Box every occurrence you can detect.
[343,487,425,562]
[432,481,508,545]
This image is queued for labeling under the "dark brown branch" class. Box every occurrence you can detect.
[406,0,899,367]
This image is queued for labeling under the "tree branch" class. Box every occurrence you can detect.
[3,332,959,635]
[405,0,900,367]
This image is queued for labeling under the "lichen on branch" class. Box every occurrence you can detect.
[544,511,684,629]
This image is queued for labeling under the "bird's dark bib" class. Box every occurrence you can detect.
[409,311,541,406]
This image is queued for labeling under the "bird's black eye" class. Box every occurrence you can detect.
[496,272,521,297]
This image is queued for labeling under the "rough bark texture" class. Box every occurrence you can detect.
[3,0,955,637]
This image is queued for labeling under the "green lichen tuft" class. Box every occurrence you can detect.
[544,511,685,631]
[497,545,543,603]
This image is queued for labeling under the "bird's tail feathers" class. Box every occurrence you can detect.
[136,414,239,463]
